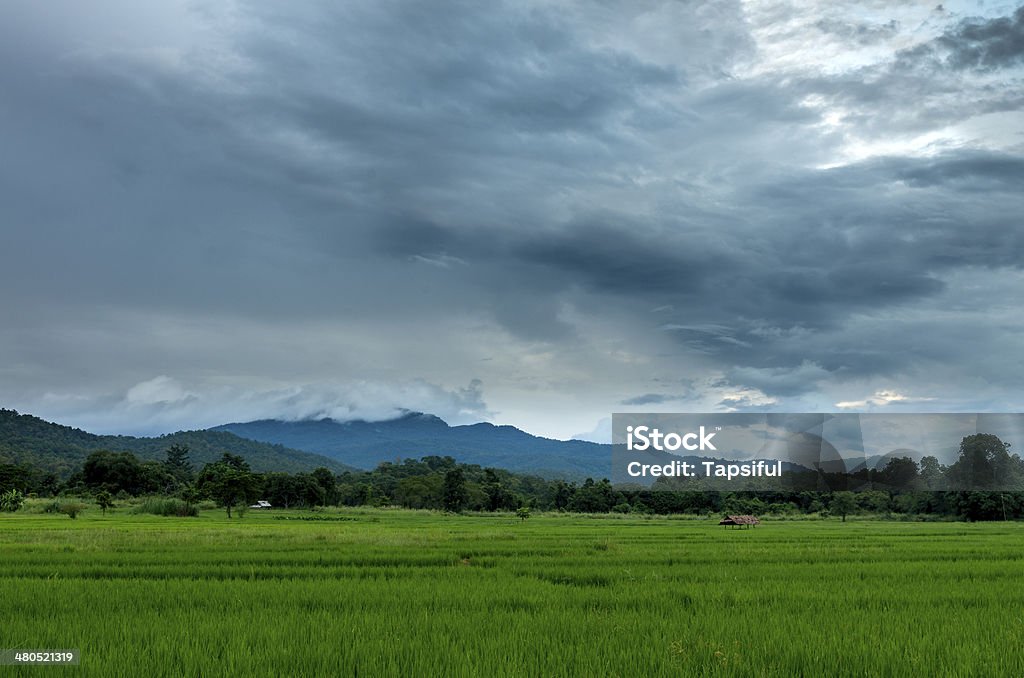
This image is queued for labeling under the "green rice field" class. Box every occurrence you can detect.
[2,509,1023,676]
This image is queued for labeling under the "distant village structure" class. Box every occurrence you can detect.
[719,515,760,529]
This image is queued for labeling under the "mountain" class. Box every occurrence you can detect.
[0,409,354,477]
[212,412,612,478]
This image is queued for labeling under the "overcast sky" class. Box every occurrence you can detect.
[2,0,1023,440]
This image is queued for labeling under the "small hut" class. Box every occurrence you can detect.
[719,515,760,529]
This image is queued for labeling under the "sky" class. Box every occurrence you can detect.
[2,0,1023,441]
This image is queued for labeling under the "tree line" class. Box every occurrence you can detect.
[2,434,1023,521]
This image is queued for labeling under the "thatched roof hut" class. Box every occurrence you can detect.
[719,515,760,528]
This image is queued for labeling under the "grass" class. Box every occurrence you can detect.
[1,508,1023,676]
[130,497,199,517]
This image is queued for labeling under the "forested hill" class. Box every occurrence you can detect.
[0,409,353,477]
[212,412,611,478]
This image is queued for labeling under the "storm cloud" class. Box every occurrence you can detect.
[940,6,1024,71]
[2,0,1023,439]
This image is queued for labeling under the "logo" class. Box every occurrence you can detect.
[625,425,718,452]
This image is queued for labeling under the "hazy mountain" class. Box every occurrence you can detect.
[212,412,612,478]
[0,409,354,477]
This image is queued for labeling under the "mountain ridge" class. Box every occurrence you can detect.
[211,412,612,479]
[0,408,354,477]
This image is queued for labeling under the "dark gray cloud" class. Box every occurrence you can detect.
[1,0,1023,438]
[621,393,689,406]
[940,6,1024,70]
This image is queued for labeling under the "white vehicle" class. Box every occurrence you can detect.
[249,500,272,509]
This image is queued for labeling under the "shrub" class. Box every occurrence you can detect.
[41,500,87,517]
[131,498,199,517]
[59,502,87,519]
[1,488,25,512]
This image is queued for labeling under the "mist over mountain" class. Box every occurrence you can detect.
[212,412,612,478]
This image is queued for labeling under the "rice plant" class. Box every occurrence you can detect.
[1,510,1022,676]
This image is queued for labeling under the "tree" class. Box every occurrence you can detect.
[949,491,1005,521]
[875,457,919,490]
[361,483,386,507]
[830,491,857,522]
[919,456,944,490]
[179,485,201,510]
[483,469,503,511]
[95,489,114,515]
[856,490,891,516]
[483,468,515,511]
[568,478,617,513]
[83,450,146,495]
[945,434,1013,490]
[293,473,326,508]
[516,506,531,521]
[263,472,300,509]
[197,455,258,518]
[164,444,194,485]
[140,461,176,495]
[443,468,468,512]
[395,475,442,509]
[0,464,33,495]
[552,481,575,511]
[311,467,339,506]
[38,472,60,497]
[219,453,250,472]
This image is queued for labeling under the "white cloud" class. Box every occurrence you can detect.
[836,390,937,409]
[29,377,492,436]
[572,416,611,444]
[125,375,193,405]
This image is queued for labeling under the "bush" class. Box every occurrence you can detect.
[59,502,87,519]
[41,500,87,518]
[131,498,199,517]
[1,488,25,512]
